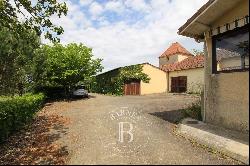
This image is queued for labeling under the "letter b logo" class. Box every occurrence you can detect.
[118,122,133,143]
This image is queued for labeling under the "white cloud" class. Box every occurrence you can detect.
[51,1,91,30]
[45,0,208,72]
[79,0,93,6]
[125,0,151,13]
[89,2,104,17]
[105,0,125,13]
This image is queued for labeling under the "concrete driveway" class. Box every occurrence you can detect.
[45,93,239,165]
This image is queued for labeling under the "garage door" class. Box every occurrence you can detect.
[171,76,187,93]
[124,80,140,95]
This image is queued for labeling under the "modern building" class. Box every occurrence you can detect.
[178,0,249,132]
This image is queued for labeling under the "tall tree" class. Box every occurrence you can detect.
[0,0,68,95]
[0,0,67,42]
[0,26,40,95]
[32,43,103,95]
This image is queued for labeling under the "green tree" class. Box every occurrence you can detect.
[32,43,103,96]
[191,49,204,56]
[0,26,40,95]
[0,0,67,42]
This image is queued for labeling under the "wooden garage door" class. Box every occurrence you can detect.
[124,80,140,95]
[171,76,187,93]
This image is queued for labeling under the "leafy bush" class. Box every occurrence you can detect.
[0,93,45,142]
[31,43,103,97]
[183,100,202,121]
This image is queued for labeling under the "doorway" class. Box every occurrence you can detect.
[124,79,140,95]
[171,76,187,93]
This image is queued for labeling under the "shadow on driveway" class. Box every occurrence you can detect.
[45,95,96,104]
[0,114,69,165]
[149,109,185,124]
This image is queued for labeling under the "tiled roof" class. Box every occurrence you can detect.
[217,49,241,62]
[160,55,204,72]
[159,42,193,58]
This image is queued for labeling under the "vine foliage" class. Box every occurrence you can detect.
[93,64,150,95]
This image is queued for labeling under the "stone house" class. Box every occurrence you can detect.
[160,42,204,94]
[95,42,205,95]
[178,0,249,132]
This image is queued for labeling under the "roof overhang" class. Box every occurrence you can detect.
[178,0,243,40]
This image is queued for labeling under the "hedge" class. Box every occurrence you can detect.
[0,93,45,142]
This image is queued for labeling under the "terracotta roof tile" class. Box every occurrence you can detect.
[159,42,194,58]
[216,49,241,62]
[160,55,204,71]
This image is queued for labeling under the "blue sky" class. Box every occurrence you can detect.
[46,0,208,71]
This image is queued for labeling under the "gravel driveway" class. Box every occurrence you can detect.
[45,93,239,165]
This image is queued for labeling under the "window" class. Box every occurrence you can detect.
[212,25,249,73]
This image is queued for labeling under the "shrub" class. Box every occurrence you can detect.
[183,100,202,121]
[0,93,45,142]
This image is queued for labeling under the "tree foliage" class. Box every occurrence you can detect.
[0,0,67,42]
[32,43,103,94]
[191,49,204,56]
[0,0,68,95]
[93,64,150,95]
[119,65,150,83]
[0,25,40,95]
